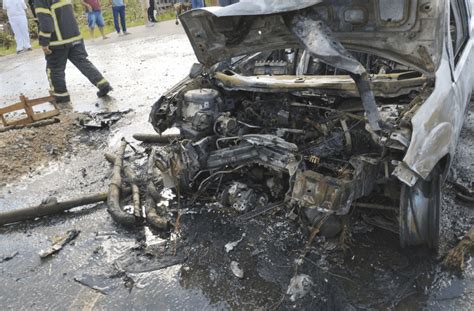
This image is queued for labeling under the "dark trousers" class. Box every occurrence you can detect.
[112,5,127,33]
[191,0,204,8]
[46,41,106,99]
[148,0,157,22]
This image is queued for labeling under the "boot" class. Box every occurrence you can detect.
[97,82,113,97]
[55,95,71,103]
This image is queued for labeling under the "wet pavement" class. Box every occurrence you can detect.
[0,20,473,310]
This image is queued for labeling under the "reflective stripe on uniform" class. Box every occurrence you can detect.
[48,70,70,97]
[49,35,83,46]
[52,92,70,97]
[47,68,54,92]
[51,0,72,10]
[39,31,51,38]
[51,13,62,41]
[47,0,73,42]
[36,8,52,15]
[51,0,73,41]
[96,79,108,86]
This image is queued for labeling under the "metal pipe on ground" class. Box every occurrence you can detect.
[107,140,137,226]
[107,152,169,230]
[107,153,169,230]
[0,189,130,226]
[105,152,142,218]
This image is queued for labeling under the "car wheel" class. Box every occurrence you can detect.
[399,165,441,250]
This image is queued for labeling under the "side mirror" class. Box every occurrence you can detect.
[189,63,204,78]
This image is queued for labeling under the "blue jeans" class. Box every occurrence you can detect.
[87,11,105,28]
[112,6,127,33]
[192,0,204,9]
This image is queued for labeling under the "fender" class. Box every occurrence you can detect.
[394,122,453,186]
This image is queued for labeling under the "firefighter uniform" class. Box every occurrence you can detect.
[34,0,112,102]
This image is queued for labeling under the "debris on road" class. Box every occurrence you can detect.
[39,229,80,258]
[230,261,244,279]
[451,182,474,206]
[79,110,131,129]
[74,273,117,295]
[0,251,19,263]
[0,113,84,185]
[286,274,313,302]
[443,226,474,271]
[144,226,167,248]
[225,233,246,253]
[0,118,60,133]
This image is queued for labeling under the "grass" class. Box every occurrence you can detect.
[0,41,39,56]
[0,10,176,57]
[157,11,176,22]
[0,45,15,56]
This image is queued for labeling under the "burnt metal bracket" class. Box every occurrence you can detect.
[286,11,382,131]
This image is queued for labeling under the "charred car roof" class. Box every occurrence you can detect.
[179,0,445,74]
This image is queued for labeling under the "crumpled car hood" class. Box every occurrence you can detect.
[200,0,322,16]
[180,0,445,74]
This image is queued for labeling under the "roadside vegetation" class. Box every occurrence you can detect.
[0,0,175,56]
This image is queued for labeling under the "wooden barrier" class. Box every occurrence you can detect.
[0,94,59,127]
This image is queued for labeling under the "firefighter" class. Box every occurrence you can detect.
[34,0,112,103]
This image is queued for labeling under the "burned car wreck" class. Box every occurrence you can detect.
[147,0,474,250]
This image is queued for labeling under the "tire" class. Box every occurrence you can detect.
[399,165,441,250]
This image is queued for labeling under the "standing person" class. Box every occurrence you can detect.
[82,0,108,40]
[2,0,32,54]
[139,0,153,27]
[34,0,112,104]
[110,0,130,36]
[148,0,157,23]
